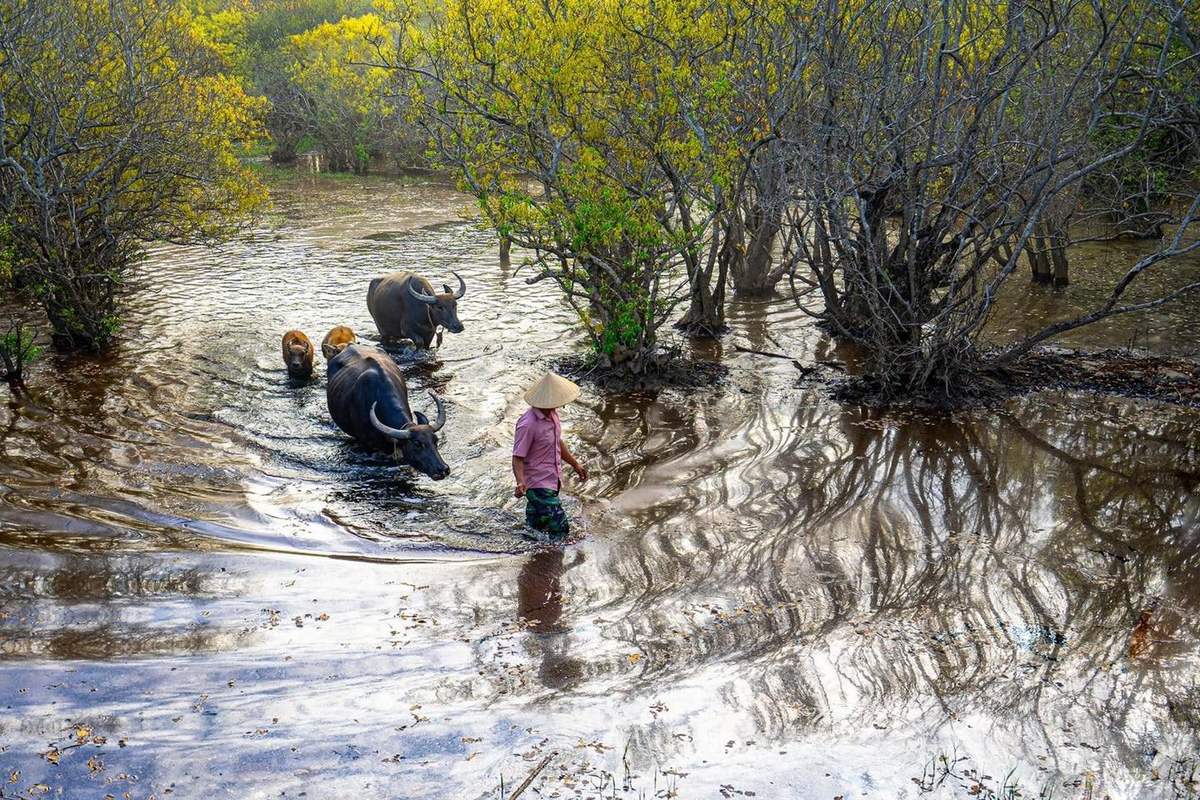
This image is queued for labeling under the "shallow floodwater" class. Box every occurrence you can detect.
[1,172,1199,799]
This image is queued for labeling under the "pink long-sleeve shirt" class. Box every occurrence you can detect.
[513,407,562,490]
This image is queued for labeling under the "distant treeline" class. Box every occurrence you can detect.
[189,0,425,173]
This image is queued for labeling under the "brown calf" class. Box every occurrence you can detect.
[321,325,357,360]
[282,330,315,378]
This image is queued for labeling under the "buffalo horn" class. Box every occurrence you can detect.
[429,392,446,431]
[370,402,413,440]
[451,270,466,299]
[408,281,438,305]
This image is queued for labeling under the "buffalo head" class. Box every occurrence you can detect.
[408,271,466,334]
[369,392,451,480]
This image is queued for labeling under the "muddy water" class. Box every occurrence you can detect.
[1,172,1199,799]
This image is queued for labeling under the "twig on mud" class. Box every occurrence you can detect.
[510,752,555,799]
[731,343,815,375]
[733,343,794,360]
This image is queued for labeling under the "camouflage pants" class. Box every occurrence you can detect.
[525,486,569,539]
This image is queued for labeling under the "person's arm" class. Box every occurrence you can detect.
[512,456,528,498]
[560,439,587,482]
[513,417,532,497]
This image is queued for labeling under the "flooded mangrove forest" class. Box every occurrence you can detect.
[0,173,1198,798]
[4,0,1200,797]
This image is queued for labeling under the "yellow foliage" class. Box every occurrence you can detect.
[401,0,771,251]
[1,0,268,244]
[287,13,397,117]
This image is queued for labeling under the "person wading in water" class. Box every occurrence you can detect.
[512,372,588,542]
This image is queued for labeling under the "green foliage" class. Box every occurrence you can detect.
[0,222,13,288]
[598,296,647,358]
[399,0,764,363]
[0,320,41,384]
[187,0,423,170]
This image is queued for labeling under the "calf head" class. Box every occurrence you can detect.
[408,271,466,334]
[369,392,451,481]
[322,325,357,360]
[282,331,314,378]
[287,344,312,376]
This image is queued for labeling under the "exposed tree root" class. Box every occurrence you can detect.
[554,349,727,392]
[806,346,1200,410]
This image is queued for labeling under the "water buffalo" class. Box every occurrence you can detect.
[326,344,450,480]
[281,330,314,378]
[367,271,466,348]
[321,325,357,360]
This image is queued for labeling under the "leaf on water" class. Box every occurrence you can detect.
[87,755,104,775]
[316,613,330,621]
[7,769,18,784]
[41,748,61,765]
[627,653,642,664]
[74,725,92,743]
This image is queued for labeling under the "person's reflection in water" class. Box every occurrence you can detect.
[518,548,585,690]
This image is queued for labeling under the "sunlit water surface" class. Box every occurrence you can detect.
[1,172,1198,799]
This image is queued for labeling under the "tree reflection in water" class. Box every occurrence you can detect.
[522,389,1200,782]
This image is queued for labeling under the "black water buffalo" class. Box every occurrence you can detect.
[366,271,466,348]
[326,344,450,480]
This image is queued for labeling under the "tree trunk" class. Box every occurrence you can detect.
[1049,228,1069,287]
[676,258,726,335]
[499,236,511,267]
[269,141,297,164]
[676,286,722,335]
[1029,225,1053,285]
[730,145,787,295]
[730,202,783,295]
[677,235,728,337]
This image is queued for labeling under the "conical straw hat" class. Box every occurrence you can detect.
[523,372,581,408]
